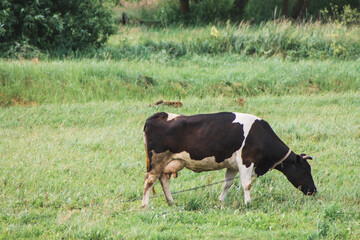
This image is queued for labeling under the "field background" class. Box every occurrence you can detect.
[1,23,360,239]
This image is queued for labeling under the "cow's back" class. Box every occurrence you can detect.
[144,112,251,164]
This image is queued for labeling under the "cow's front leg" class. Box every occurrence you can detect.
[218,168,238,202]
[142,173,158,208]
[240,163,256,204]
[159,173,174,205]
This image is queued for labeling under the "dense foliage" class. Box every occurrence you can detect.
[0,0,115,57]
[1,0,360,58]
[123,0,360,25]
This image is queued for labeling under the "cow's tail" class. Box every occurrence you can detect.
[144,132,150,173]
[144,131,156,196]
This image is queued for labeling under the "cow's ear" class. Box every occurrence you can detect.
[295,155,301,164]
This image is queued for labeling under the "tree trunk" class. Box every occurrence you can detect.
[179,0,189,13]
[231,0,249,18]
[291,0,310,20]
[282,0,289,17]
[233,0,249,12]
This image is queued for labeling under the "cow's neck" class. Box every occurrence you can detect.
[274,151,296,172]
[269,149,292,171]
[253,145,292,176]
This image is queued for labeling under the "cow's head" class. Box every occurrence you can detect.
[278,153,317,196]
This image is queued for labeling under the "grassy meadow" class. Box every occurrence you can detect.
[1,23,360,239]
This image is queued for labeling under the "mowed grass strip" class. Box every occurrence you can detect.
[1,56,359,106]
[1,92,359,239]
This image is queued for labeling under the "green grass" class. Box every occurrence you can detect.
[1,56,359,106]
[1,23,360,239]
[1,93,359,239]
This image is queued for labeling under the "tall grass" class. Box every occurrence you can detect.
[2,21,360,60]
[106,21,360,60]
[1,56,359,106]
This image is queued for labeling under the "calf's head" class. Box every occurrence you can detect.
[278,153,317,196]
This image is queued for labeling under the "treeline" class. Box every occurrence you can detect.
[175,0,360,22]
[121,0,360,25]
[1,0,360,57]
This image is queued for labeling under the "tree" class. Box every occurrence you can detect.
[179,0,190,13]
[282,0,289,16]
[291,0,310,19]
[232,0,250,18]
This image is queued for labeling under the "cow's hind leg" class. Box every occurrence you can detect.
[159,159,184,205]
[159,173,174,205]
[218,168,238,202]
[142,150,173,208]
[142,173,158,208]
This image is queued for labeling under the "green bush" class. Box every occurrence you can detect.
[320,4,360,25]
[0,0,115,56]
[308,0,360,17]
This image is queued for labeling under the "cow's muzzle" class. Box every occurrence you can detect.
[302,187,317,196]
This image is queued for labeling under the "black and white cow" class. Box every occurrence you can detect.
[142,112,317,208]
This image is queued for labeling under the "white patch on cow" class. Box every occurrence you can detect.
[232,113,260,160]
[232,112,260,167]
[239,162,256,204]
[171,151,238,173]
[167,149,257,204]
[232,112,260,139]
[231,113,260,204]
[167,113,179,121]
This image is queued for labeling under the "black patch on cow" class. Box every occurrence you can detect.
[144,112,245,165]
[242,119,289,176]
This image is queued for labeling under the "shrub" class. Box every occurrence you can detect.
[342,4,360,25]
[320,4,360,25]
[308,0,360,17]
[0,0,115,56]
